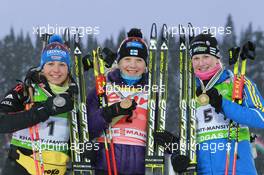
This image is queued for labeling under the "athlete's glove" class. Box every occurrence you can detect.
[32,93,74,122]
[24,67,47,85]
[0,83,28,112]
[153,130,179,154]
[207,88,222,113]
[82,142,98,165]
[171,152,190,173]
[102,99,137,123]
[196,87,222,113]
[82,47,116,71]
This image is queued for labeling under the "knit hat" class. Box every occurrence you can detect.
[117,28,148,64]
[190,33,220,59]
[40,34,71,70]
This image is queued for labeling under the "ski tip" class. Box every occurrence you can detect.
[179,24,186,37]
[150,23,157,39]
[188,22,193,28]
[74,32,80,44]
[188,23,195,40]
[162,24,168,40]
[63,28,71,47]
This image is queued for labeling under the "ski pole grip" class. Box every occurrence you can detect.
[228,47,240,65]
[95,75,106,95]
[241,41,256,60]
[232,75,245,100]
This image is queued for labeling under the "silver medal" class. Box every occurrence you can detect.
[53,96,66,107]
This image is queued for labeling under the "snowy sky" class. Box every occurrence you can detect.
[0,0,263,43]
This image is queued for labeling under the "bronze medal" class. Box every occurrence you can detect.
[198,93,209,106]
[120,98,132,109]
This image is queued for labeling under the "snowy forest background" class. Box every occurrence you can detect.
[0,14,263,174]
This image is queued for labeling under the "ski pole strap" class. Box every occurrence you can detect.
[197,127,250,143]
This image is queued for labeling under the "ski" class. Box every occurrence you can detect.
[145,23,169,175]
[179,24,188,161]
[156,24,169,175]
[69,30,93,175]
[176,24,197,174]
[187,23,197,173]
[145,23,158,174]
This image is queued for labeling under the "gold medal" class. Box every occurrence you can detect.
[198,93,209,106]
[196,68,224,106]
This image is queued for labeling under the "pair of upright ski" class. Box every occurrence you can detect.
[69,30,94,175]
[145,23,169,175]
[177,23,197,174]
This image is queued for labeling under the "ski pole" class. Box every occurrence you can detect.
[97,50,117,175]
[226,41,255,175]
[26,87,45,175]
[224,46,239,175]
[231,41,255,175]
[93,47,117,175]
[98,47,118,175]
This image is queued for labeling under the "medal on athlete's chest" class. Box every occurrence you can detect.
[198,68,223,106]
[198,90,210,106]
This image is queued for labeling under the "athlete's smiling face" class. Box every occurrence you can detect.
[192,54,219,73]
[42,61,68,86]
[118,56,146,76]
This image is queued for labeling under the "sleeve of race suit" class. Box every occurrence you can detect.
[0,110,46,133]
[86,88,109,139]
[0,83,44,133]
[222,77,264,128]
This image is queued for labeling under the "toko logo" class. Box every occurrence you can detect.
[44,169,60,175]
